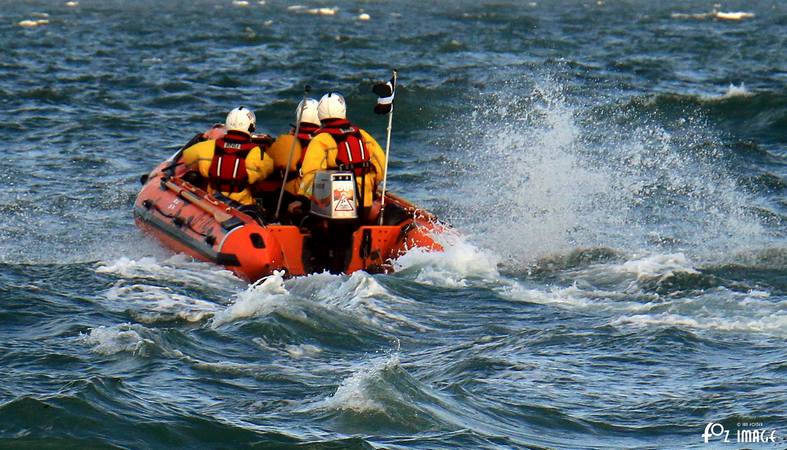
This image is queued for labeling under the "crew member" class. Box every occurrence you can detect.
[266,98,320,195]
[180,106,274,207]
[292,92,386,219]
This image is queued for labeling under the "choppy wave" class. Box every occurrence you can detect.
[626,89,787,143]
[1,0,785,448]
[211,272,290,327]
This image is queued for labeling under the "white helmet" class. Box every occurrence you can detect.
[317,92,346,121]
[297,98,320,125]
[225,106,256,133]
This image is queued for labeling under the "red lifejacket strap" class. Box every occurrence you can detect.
[296,123,320,143]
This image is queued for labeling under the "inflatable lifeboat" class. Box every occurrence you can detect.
[133,131,444,281]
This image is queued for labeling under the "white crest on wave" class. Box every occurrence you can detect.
[80,323,153,356]
[283,271,429,332]
[211,270,290,327]
[103,282,219,323]
[95,255,241,289]
[313,354,401,414]
[615,252,698,281]
[721,83,751,98]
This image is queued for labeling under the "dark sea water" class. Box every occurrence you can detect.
[1,0,786,448]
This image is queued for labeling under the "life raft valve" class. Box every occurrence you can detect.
[142,199,153,210]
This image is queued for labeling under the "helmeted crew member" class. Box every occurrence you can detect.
[292,92,386,217]
[180,106,274,206]
[266,98,320,195]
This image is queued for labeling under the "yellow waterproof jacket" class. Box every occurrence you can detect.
[297,129,386,208]
[266,133,304,195]
[180,138,274,206]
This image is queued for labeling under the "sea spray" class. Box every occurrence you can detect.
[447,76,770,267]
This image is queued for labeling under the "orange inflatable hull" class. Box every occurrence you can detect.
[134,153,444,281]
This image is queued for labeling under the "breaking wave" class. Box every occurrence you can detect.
[79,323,154,355]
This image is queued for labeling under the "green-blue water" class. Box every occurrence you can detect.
[1,1,785,448]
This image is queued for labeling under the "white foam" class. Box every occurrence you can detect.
[96,256,165,276]
[211,271,290,327]
[80,323,153,355]
[285,344,322,358]
[616,253,698,281]
[721,83,752,98]
[501,281,659,314]
[612,311,787,335]
[316,354,400,414]
[746,289,770,299]
[607,285,787,336]
[670,12,712,20]
[104,283,219,323]
[448,81,629,263]
[393,231,500,287]
[293,271,429,332]
[96,255,241,289]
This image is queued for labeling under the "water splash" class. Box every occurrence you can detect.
[721,83,751,99]
[393,230,500,287]
[447,76,771,268]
